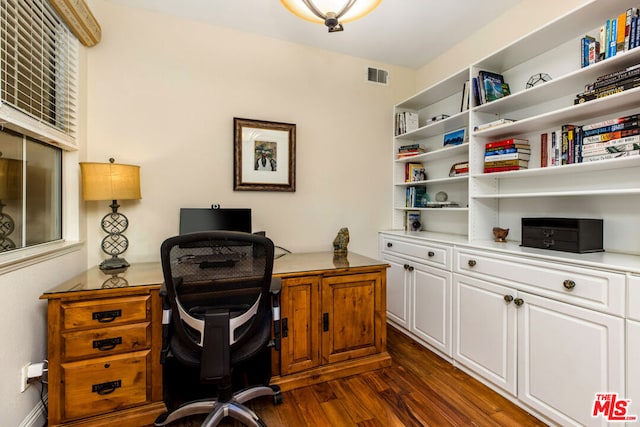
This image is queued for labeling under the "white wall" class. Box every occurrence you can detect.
[83,0,416,265]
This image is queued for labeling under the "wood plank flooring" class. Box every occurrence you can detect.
[164,325,547,426]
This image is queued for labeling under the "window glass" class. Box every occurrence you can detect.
[0,128,61,252]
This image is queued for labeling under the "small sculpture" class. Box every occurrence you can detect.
[493,227,509,243]
[333,227,350,256]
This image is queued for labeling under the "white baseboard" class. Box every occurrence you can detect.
[18,393,47,427]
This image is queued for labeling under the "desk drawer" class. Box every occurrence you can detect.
[61,351,150,420]
[62,295,150,330]
[381,237,451,269]
[455,248,625,315]
[62,322,151,360]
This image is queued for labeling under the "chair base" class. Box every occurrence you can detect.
[155,385,282,427]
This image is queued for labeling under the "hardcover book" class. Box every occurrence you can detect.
[479,71,505,102]
[485,138,529,150]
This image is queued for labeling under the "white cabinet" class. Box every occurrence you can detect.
[627,275,640,411]
[452,247,626,427]
[452,273,517,395]
[380,234,453,357]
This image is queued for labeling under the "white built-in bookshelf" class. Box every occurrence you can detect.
[391,0,640,256]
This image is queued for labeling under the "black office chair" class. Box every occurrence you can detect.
[156,231,282,427]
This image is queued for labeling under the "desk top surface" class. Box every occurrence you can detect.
[41,251,387,297]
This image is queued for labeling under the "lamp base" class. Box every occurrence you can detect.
[99,257,130,271]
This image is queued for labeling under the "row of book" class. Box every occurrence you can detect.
[580,7,640,67]
[484,138,530,173]
[397,143,426,159]
[406,186,428,208]
[405,163,427,182]
[575,63,640,104]
[471,71,511,105]
[540,113,640,167]
[395,111,419,136]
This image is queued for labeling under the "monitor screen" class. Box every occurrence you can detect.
[179,208,252,235]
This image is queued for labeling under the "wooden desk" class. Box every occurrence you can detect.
[41,252,390,426]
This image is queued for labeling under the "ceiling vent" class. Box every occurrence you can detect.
[367,67,388,85]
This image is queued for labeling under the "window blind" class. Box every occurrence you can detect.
[0,0,78,142]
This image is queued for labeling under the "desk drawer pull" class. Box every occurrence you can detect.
[563,279,576,290]
[92,309,122,323]
[93,337,122,351]
[92,380,121,395]
[468,260,476,267]
[428,251,435,257]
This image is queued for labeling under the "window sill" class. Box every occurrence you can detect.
[0,240,83,276]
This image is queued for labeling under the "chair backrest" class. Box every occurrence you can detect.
[160,231,275,373]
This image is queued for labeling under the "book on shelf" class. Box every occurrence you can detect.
[588,65,640,90]
[582,142,640,157]
[582,119,638,137]
[406,186,429,208]
[471,77,481,106]
[478,70,506,103]
[397,143,426,158]
[473,117,517,131]
[561,124,579,165]
[405,163,427,182]
[581,35,596,68]
[483,164,527,173]
[485,138,529,150]
[582,149,640,162]
[575,77,640,104]
[582,127,640,144]
[425,201,459,208]
[581,135,640,154]
[581,113,639,131]
[541,133,548,167]
[460,81,470,112]
[406,210,421,232]
[395,111,419,135]
[484,158,529,168]
[485,146,531,155]
[484,152,531,162]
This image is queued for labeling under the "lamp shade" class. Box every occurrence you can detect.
[80,162,141,201]
[281,0,381,24]
[0,158,22,201]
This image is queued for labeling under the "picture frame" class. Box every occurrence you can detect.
[443,128,467,147]
[233,118,296,191]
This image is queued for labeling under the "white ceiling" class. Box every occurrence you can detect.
[106,0,524,69]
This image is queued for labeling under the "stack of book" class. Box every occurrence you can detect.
[575,64,640,104]
[395,111,419,135]
[580,114,640,162]
[449,161,469,176]
[397,144,426,158]
[484,138,530,173]
[406,186,428,208]
[405,163,427,182]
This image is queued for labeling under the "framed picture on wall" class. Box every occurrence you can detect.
[233,118,296,191]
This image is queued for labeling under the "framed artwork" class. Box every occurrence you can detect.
[443,128,467,146]
[233,118,296,191]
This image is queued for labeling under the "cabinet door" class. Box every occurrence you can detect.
[381,254,410,329]
[453,273,517,395]
[517,291,625,427]
[627,320,640,413]
[280,276,320,375]
[411,262,452,357]
[322,272,382,364]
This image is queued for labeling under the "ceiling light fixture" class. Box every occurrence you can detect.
[281,0,381,32]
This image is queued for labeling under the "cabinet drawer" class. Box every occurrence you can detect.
[629,275,640,321]
[455,249,625,316]
[61,351,150,421]
[62,322,152,360]
[381,237,451,269]
[62,295,150,330]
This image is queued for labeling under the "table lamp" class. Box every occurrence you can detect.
[80,158,141,271]
[0,155,22,251]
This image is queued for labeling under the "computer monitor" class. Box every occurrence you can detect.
[179,208,252,235]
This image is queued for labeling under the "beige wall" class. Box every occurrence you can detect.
[416,0,589,89]
[84,0,416,265]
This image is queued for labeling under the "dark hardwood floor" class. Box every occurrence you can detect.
[165,326,547,426]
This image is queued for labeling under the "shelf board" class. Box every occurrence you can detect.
[473,188,640,199]
[471,155,640,179]
[396,68,469,110]
[395,142,469,163]
[395,207,469,212]
[396,111,469,141]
